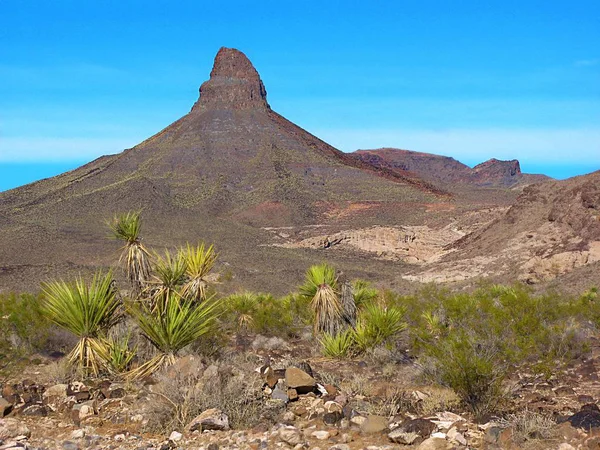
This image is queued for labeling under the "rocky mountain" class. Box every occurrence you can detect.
[404,171,600,290]
[0,48,447,293]
[353,148,549,188]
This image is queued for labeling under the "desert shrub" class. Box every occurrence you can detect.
[504,410,557,445]
[145,356,278,433]
[0,292,53,357]
[420,330,507,419]
[104,328,137,375]
[224,292,310,337]
[396,283,600,417]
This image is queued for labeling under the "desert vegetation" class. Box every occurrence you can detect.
[1,212,600,448]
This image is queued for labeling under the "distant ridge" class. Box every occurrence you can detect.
[353,148,550,188]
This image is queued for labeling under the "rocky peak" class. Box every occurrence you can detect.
[472,158,521,177]
[192,47,270,111]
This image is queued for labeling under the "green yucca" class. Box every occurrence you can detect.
[353,302,407,352]
[320,329,354,358]
[41,271,120,376]
[180,242,217,302]
[104,331,137,375]
[127,293,220,378]
[352,280,379,308]
[109,211,151,293]
[146,249,187,312]
[299,263,342,335]
[226,292,258,331]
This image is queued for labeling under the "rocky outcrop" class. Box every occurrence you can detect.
[191,47,269,112]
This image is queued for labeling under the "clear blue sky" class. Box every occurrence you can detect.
[1,0,599,191]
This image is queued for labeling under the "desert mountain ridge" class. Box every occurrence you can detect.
[353,148,550,189]
[0,47,597,294]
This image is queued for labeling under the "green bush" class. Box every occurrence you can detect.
[0,292,52,356]
[353,302,407,352]
[224,292,311,337]
[395,283,600,416]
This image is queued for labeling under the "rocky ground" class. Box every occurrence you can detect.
[4,335,600,450]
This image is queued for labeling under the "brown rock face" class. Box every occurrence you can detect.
[192,47,269,111]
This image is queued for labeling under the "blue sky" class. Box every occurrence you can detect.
[1,0,599,191]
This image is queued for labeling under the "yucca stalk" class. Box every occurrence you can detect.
[299,263,343,335]
[127,292,219,378]
[41,271,120,376]
[145,249,186,313]
[180,242,217,303]
[109,211,151,294]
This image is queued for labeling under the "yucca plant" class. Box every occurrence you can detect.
[146,249,187,312]
[353,302,407,352]
[41,271,120,376]
[180,242,217,303]
[104,330,137,375]
[320,329,355,358]
[127,293,220,378]
[299,263,343,335]
[227,292,258,332]
[109,211,151,294]
[352,280,379,308]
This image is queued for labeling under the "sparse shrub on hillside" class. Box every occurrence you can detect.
[145,356,276,433]
[41,271,121,376]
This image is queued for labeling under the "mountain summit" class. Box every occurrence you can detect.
[192,47,269,111]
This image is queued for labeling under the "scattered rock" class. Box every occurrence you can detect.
[416,437,455,449]
[0,398,13,418]
[0,418,31,440]
[567,404,600,430]
[312,430,330,440]
[360,415,388,434]
[388,428,421,445]
[278,425,303,446]
[168,431,183,442]
[187,408,230,432]
[285,367,316,394]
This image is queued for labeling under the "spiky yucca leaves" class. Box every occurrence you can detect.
[109,211,151,293]
[41,271,120,376]
[320,329,354,358]
[226,292,258,331]
[127,293,219,378]
[147,249,187,312]
[299,264,343,335]
[353,302,407,352]
[104,331,137,375]
[352,280,379,308]
[180,243,217,303]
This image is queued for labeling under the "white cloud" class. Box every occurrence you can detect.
[0,137,136,162]
[314,127,600,165]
